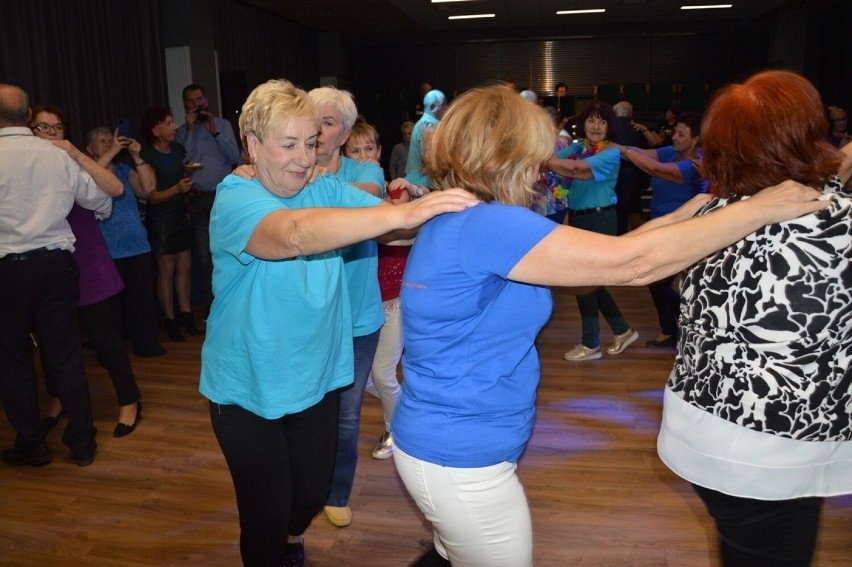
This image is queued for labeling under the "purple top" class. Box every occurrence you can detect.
[67,204,124,306]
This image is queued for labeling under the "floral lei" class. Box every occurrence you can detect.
[541,138,611,203]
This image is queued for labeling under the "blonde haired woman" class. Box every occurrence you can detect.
[199,79,478,567]
[391,85,828,566]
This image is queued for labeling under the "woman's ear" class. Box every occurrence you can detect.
[246,134,258,163]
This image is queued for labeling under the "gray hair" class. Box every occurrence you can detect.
[309,86,358,129]
[613,101,633,118]
[0,84,30,123]
[85,126,112,148]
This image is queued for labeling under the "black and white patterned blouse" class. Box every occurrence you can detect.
[668,177,852,443]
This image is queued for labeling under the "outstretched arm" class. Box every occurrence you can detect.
[245,188,479,259]
[509,180,828,287]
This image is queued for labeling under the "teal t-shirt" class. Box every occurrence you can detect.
[556,142,620,210]
[199,173,382,418]
[393,202,557,467]
[334,156,386,336]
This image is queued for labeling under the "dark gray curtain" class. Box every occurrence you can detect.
[213,0,318,93]
[1,0,166,147]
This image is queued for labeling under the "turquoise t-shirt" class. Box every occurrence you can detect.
[199,173,382,419]
[393,202,557,467]
[556,142,620,210]
[334,156,386,336]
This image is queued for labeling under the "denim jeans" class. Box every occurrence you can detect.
[327,329,381,507]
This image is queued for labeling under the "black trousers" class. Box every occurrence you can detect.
[43,297,140,407]
[693,484,824,567]
[648,275,679,337]
[112,252,162,357]
[0,251,96,454]
[210,390,340,567]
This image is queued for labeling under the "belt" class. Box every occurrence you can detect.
[0,247,68,261]
[569,204,615,217]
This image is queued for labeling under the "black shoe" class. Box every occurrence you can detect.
[73,442,97,467]
[114,402,142,438]
[164,318,185,342]
[283,540,305,567]
[42,407,66,429]
[179,311,204,336]
[410,546,451,567]
[646,335,677,348]
[1,442,52,466]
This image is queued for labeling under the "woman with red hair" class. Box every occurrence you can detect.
[657,70,852,566]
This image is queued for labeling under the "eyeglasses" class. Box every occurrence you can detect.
[32,122,65,134]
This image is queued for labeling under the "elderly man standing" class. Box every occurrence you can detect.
[0,84,113,467]
[176,83,241,318]
[405,89,446,189]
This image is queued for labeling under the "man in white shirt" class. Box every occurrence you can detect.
[0,84,112,467]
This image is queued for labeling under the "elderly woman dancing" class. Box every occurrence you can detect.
[199,79,478,567]
[391,84,827,567]
[656,70,852,567]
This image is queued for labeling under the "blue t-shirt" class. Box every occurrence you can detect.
[649,146,707,218]
[555,142,620,210]
[393,202,557,467]
[199,173,382,419]
[334,156,386,336]
[97,163,151,259]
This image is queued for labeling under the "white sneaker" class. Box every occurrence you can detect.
[372,432,394,460]
[563,344,602,361]
[605,328,639,355]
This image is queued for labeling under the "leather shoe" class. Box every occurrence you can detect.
[74,442,97,467]
[114,402,142,438]
[646,335,677,348]
[283,540,305,567]
[1,442,52,466]
[43,407,66,429]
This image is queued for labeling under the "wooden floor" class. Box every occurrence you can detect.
[1,286,850,566]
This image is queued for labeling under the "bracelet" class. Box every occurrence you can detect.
[622,146,631,160]
[414,186,424,198]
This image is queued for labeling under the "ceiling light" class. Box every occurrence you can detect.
[556,9,606,15]
[680,4,733,9]
[448,13,496,20]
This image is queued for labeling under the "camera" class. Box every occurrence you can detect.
[195,107,209,123]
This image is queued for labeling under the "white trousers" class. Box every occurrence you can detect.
[369,302,402,431]
[394,447,533,567]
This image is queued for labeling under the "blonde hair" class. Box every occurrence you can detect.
[427,85,555,206]
[239,79,319,151]
[345,118,380,149]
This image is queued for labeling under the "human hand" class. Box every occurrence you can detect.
[691,158,705,177]
[124,137,142,154]
[388,177,412,193]
[233,164,256,179]
[669,194,713,222]
[393,188,479,229]
[50,139,83,160]
[176,177,193,193]
[309,165,328,183]
[746,179,829,224]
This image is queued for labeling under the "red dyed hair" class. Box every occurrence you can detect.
[701,70,842,198]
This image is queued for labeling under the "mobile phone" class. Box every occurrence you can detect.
[117,118,139,140]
